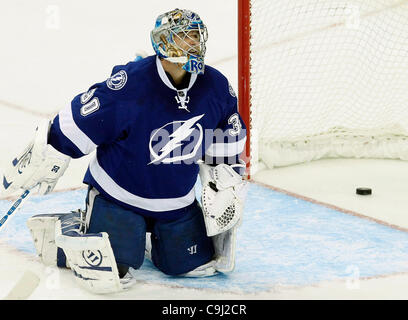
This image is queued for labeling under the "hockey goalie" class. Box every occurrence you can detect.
[1,8,248,294]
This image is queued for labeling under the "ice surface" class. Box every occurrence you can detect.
[1,183,408,296]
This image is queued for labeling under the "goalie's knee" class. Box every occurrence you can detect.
[150,202,215,276]
[85,188,147,270]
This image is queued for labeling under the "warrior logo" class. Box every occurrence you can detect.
[82,250,103,267]
[149,114,204,164]
[187,244,197,255]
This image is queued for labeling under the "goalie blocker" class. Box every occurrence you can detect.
[1,119,70,196]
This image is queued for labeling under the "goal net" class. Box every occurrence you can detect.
[238,0,408,175]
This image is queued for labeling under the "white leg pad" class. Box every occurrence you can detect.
[181,260,218,277]
[145,232,152,261]
[212,226,237,273]
[26,213,68,266]
[55,220,134,294]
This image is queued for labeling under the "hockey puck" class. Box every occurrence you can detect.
[356,187,372,195]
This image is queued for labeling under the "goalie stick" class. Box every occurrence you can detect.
[0,189,31,230]
[3,270,40,300]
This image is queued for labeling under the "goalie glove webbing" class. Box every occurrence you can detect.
[199,162,248,236]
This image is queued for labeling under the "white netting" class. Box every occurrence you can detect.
[249,0,408,171]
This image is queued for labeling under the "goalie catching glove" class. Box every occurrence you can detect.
[1,119,70,195]
[199,161,248,236]
[199,161,248,273]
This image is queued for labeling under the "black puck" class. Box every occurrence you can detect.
[356,187,372,195]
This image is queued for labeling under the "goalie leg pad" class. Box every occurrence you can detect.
[150,201,215,276]
[212,226,237,273]
[85,187,146,270]
[55,221,126,294]
[27,213,73,266]
[180,260,218,278]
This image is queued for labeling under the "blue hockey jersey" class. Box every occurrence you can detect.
[48,55,247,220]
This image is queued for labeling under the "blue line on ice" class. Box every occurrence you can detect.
[1,183,408,293]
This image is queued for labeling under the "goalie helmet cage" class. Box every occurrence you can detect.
[238,0,408,178]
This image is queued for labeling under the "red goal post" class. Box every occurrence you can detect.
[238,0,251,178]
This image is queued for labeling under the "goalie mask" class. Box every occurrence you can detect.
[151,8,208,75]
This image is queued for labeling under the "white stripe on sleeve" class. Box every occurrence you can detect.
[205,136,247,158]
[58,105,97,155]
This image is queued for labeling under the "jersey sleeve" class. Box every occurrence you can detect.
[203,81,247,175]
[48,69,131,158]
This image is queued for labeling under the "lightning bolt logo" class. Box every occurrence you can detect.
[149,114,204,164]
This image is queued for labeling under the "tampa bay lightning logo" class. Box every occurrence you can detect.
[106,70,127,90]
[149,114,204,164]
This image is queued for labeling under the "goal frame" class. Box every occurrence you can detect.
[238,0,252,178]
[237,0,408,178]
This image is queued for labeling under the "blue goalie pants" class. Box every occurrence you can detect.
[60,187,215,276]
